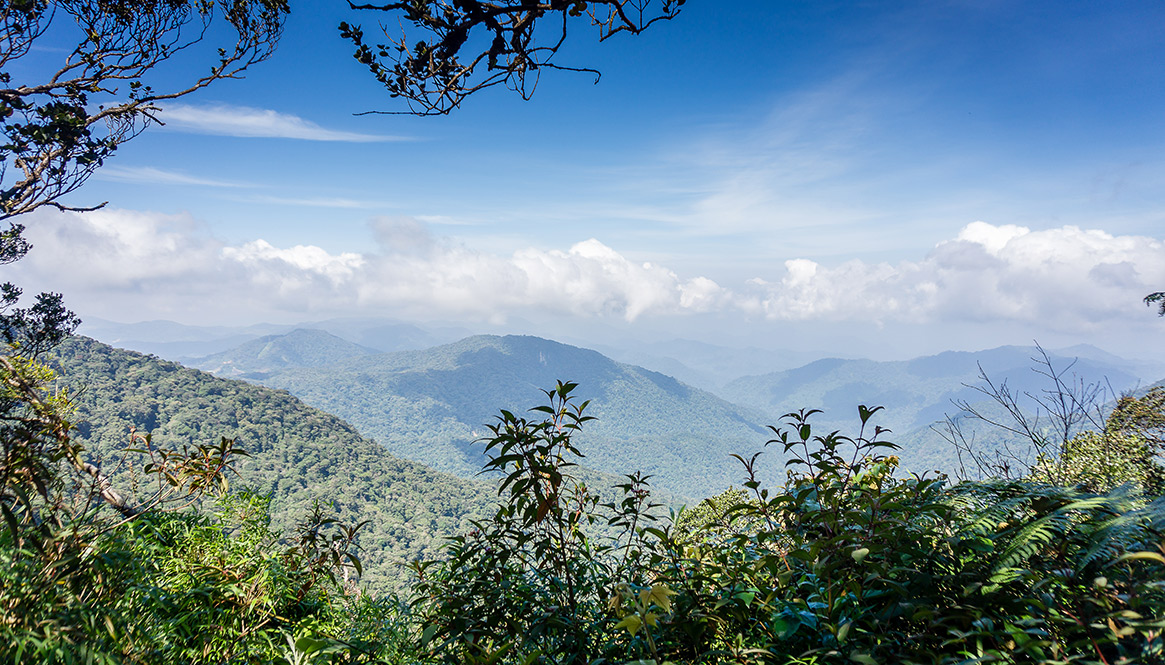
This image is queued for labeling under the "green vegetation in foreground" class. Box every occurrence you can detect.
[46,336,495,592]
[4,343,1165,662]
[400,384,1165,664]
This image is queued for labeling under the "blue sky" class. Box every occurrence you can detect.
[8,0,1165,359]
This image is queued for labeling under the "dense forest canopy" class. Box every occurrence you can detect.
[4,332,1165,663]
[50,336,495,592]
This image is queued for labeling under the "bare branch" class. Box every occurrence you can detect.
[936,343,1117,483]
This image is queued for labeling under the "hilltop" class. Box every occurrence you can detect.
[187,328,379,377]
[251,334,776,499]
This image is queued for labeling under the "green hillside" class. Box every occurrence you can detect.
[189,328,379,377]
[47,337,494,592]
[258,334,776,499]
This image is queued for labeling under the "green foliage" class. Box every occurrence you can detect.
[1,488,378,664]
[49,336,495,592]
[942,481,1165,663]
[409,381,666,663]
[0,283,79,359]
[406,385,1165,664]
[1027,387,1165,494]
[645,407,957,662]
[672,486,752,546]
[653,405,1165,663]
[0,0,289,220]
[93,493,354,664]
[1032,429,1165,494]
[1147,291,1165,316]
[0,346,402,664]
[9,336,1165,664]
[1108,387,1165,447]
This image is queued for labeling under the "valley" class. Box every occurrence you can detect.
[80,317,1165,488]
[54,319,1164,593]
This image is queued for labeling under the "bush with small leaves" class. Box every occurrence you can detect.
[409,381,666,664]
[0,348,385,664]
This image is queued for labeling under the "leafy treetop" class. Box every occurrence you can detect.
[0,0,289,360]
[1148,291,1165,316]
[340,0,685,115]
[0,0,289,221]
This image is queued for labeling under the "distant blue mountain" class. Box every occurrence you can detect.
[723,345,1145,433]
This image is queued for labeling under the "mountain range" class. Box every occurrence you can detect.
[172,325,1163,490]
[252,334,775,499]
[722,346,1146,434]
[74,317,1165,488]
[191,328,380,377]
[51,322,1165,589]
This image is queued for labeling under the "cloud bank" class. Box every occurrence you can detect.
[8,210,1163,333]
[746,222,1164,331]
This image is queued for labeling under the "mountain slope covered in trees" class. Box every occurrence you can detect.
[253,334,775,499]
[187,328,379,377]
[48,337,494,592]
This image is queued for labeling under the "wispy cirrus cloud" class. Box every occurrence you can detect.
[242,194,387,209]
[95,165,250,188]
[156,104,411,142]
[96,167,394,208]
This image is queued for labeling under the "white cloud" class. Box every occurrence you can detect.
[8,210,1163,335]
[157,104,409,142]
[19,208,224,285]
[223,240,365,283]
[746,222,1165,331]
[355,234,708,321]
[10,210,728,323]
[956,221,1031,255]
[95,165,249,188]
[244,195,384,209]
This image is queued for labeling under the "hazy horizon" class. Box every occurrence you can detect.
[76,313,1165,378]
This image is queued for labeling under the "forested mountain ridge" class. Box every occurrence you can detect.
[47,336,495,592]
[188,328,379,377]
[720,345,1160,477]
[79,316,471,359]
[253,334,777,499]
[182,330,1163,490]
[594,338,827,392]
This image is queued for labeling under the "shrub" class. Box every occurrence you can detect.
[410,385,1165,664]
[408,381,664,664]
[0,349,380,664]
